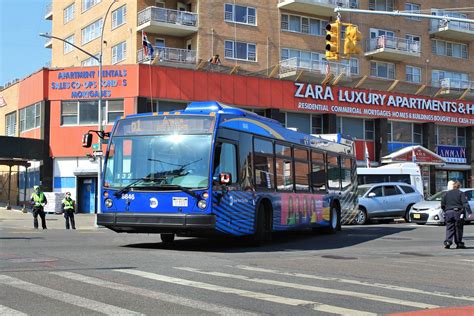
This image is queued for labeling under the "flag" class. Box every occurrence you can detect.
[364,142,370,168]
[412,146,417,163]
[325,62,331,75]
[142,31,154,59]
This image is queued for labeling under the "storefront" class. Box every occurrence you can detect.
[4,64,473,209]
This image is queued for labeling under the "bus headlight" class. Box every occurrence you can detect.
[197,200,207,210]
[105,198,113,208]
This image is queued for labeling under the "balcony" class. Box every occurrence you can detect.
[430,20,474,42]
[277,0,357,17]
[138,47,197,68]
[435,78,474,99]
[279,57,353,84]
[365,36,421,61]
[44,2,52,20]
[137,7,198,36]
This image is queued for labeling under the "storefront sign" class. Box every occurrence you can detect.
[50,69,127,99]
[294,83,474,126]
[389,147,445,164]
[436,146,466,164]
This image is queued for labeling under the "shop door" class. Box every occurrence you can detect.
[78,177,97,213]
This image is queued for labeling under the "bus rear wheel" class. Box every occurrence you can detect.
[160,233,175,243]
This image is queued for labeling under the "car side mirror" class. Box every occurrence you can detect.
[368,192,376,198]
[219,172,232,185]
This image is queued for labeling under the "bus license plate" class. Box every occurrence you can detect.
[414,214,420,219]
[172,197,188,207]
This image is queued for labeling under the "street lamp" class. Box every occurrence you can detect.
[40,0,118,216]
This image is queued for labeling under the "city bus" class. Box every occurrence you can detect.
[83,101,358,244]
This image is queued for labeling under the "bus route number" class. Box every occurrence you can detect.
[121,193,135,200]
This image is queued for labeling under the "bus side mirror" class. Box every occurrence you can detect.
[219,172,232,185]
[82,133,93,148]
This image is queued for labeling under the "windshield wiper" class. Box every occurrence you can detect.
[113,176,158,197]
[157,184,200,199]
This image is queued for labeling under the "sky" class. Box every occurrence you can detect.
[0,0,51,85]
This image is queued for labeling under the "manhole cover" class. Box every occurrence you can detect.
[7,257,58,263]
[321,255,357,260]
[399,252,433,257]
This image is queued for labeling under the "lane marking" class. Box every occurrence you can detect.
[52,271,257,316]
[177,267,438,309]
[234,265,474,302]
[0,275,143,315]
[116,269,376,316]
[0,304,27,316]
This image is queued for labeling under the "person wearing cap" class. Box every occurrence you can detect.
[30,185,47,229]
[61,192,76,230]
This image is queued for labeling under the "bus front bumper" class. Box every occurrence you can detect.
[97,213,216,234]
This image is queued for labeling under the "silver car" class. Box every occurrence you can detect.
[409,188,474,225]
[355,183,424,225]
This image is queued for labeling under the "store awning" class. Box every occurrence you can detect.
[382,145,446,165]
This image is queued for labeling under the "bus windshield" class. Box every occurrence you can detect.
[104,116,215,190]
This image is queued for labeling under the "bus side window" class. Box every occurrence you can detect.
[327,154,341,190]
[213,142,238,184]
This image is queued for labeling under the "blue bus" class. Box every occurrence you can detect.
[84,101,358,244]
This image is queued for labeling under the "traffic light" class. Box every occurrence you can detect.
[325,21,341,61]
[344,24,362,55]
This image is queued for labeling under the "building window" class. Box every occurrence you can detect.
[64,3,74,24]
[224,40,256,61]
[83,0,101,12]
[431,70,469,89]
[311,115,323,134]
[6,112,16,136]
[61,100,124,126]
[342,58,359,75]
[365,120,374,140]
[406,65,421,83]
[388,121,423,143]
[224,3,256,25]
[370,61,395,79]
[431,39,468,59]
[19,103,41,132]
[286,112,310,134]
[404,3,420,20]
[144,100,188,113]
[413,124,422,144]
[337,117,374,141]
[112,5,126,29]
[82,19,103,45]
[64,35,74,54]
[81,54,100,66]
[281,48,324,69]
[437,126,465,146]
[281,14,327,36]
[369,0,394,11]
[112,41,126,64]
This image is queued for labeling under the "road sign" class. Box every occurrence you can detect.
[92,143,100,150]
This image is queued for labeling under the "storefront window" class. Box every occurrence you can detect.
[437,125,457,145]
[341,117,364,139]
[286,112,310,134]
[390,121,412,142]
[413,123,422,144]
[311,115,323,134]
[61,100,124,125]
[365,120,374,140]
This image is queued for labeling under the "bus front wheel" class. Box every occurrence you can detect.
[323,205,340,234]
[251,203,272,246]
[160,233,175,243]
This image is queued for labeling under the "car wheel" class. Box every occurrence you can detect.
[416,223,425,225]
[354,208,367,225]
[160,233,175,243]
[404,204,414,223]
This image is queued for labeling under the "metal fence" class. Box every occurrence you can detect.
[138,47,197,64]
[366,36,421,54]
[138,7,198,27]
[278,0,358,8]
[279,57,351,77]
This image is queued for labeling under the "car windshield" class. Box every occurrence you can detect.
[357,187,371,197]
[427,191,446,201]
[104,115,215,190]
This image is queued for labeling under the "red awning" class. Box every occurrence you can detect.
[381,145,446,165]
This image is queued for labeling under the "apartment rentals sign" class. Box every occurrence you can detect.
[294,83,474,126]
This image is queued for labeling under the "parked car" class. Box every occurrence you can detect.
[409,188,474,225]
[355,183,424,225]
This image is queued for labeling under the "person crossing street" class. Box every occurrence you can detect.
[30,185,47,229]
[61,192,76,230]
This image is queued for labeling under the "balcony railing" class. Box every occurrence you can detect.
[366,36,421,54]
[138,47,196,65]
[431,18,474,33]
[438,78,473,91]
[138,7,198,28]
[280,57,351,77]
[278,0,357,8]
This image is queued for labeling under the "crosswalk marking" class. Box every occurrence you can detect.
[177,267,438,309]
[52,271,257,316]
[116,269,376,316]
[0,275,143,316]
[234,265,474,302]
[0,305,27,316]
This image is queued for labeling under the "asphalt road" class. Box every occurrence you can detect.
[1,210,473,315]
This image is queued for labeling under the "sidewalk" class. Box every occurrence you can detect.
[0,206,98,231]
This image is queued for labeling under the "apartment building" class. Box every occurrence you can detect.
[0,0,472,210]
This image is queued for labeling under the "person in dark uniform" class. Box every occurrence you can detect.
[30,185,47,229]
[61,192,76,230]
[441,181,472,249]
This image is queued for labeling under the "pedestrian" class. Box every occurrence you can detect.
[30,185,47,229]
[208,54,221,65]
[61,192,76,230]
[441,180,472,249]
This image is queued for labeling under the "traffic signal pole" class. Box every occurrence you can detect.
[334,7,474,24]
